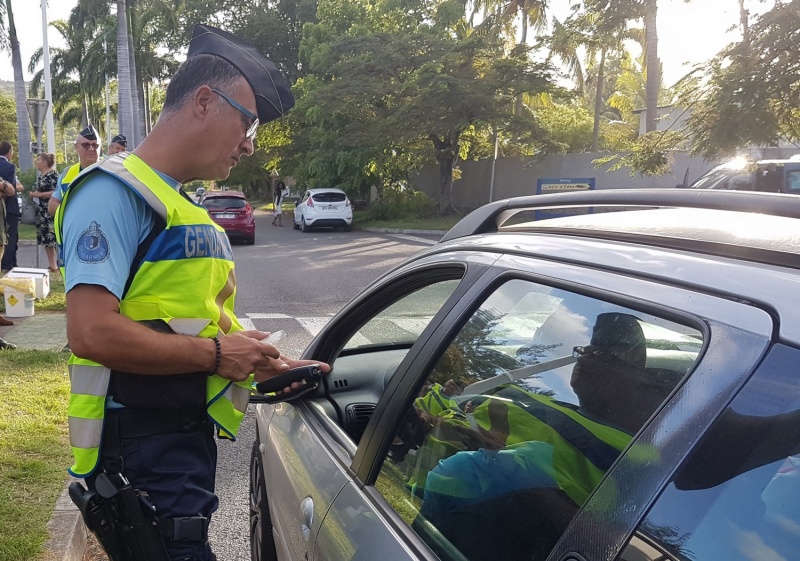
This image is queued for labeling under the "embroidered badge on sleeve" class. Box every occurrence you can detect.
[75,221,110,263]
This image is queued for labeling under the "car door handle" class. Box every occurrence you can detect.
[301,496,314,541]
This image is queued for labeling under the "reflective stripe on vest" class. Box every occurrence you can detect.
[55,153,250,477]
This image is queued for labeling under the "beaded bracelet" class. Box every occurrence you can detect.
[211,336,221,374]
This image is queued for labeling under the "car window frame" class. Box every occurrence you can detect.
[349,255,774,561]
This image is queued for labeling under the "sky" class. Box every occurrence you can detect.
[0,0,768,86]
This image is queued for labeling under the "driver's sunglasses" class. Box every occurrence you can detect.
[79,142,99,151]
[211,88,259,140]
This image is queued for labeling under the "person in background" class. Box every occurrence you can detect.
[107,134,127,155]
[0,145,16,334]
[272,180,288,226]
[48,125,100,217]
[0,142,22,273]
[55,24,326,560]
[29,153,60,271]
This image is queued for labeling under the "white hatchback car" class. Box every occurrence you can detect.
[293,188,353,232]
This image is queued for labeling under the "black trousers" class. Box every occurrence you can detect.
[97,411,219,561]
[1,213,19,270]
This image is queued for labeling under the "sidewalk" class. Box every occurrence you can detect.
[0,311,86,561]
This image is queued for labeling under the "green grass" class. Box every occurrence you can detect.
[0,350,71,561]
[17,224,36,242]
[0,274,66,314]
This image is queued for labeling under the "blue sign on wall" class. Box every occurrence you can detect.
[535,177,595,220]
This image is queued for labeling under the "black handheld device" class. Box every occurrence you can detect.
[254,364,324,403]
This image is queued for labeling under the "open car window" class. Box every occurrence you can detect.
[375,279,704,561]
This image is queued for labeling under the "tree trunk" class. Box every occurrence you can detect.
[591,47,607,152]
[643,0,659,133]
[116,0,134,147]
[430,133,457,214]
[127,3,145,145]
[7,0,32,170]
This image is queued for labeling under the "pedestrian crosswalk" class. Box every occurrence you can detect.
[238,313,334,337]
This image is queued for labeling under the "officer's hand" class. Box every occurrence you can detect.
[216,330,287,382]
[253,357,332,394]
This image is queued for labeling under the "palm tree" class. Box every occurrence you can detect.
[116,0,135,147]
[1,0,33,170]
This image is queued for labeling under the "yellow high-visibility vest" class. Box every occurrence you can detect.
[55,153,251,477]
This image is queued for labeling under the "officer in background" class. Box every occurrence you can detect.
[107,134,127,155]
[47,125,100,217]
[55,25,328,560]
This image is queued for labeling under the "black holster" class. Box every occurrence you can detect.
[69,472,170,561]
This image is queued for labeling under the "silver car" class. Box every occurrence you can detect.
[251,189,800,561]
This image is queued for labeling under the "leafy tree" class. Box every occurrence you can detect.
[0,0,32,170]
[297,25,555,212]
[0,93,17,146]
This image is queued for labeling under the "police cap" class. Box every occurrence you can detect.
[111,134,127,147]
[78,125,99,141]
[187,24,294,125]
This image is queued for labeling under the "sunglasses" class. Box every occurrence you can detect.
[78,142,99,151]
[211,88,259,140]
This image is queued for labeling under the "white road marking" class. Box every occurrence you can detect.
[389,234,438,245]
[296,317,331,336]
[237,317,256,331]
[246,313,292,319]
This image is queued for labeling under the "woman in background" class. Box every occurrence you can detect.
[29,152,59,272]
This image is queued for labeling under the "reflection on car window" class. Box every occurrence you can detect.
[313,192,347,203]
[786,170,800,193]
[620,345,800,561]
[203,197,246,210]
[342,280,462,351]
[375,280,703,561]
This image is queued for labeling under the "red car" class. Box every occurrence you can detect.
[201,190,256,245]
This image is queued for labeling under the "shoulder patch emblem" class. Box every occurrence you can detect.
[75,221,110,263]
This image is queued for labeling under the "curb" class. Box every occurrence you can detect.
[43,479,87,561]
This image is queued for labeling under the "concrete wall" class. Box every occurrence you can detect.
[412,151,721,210]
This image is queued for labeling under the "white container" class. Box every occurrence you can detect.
[4,286,34,317]
[6,267,50,299]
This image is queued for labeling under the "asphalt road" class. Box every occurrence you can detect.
[209,211,440,560]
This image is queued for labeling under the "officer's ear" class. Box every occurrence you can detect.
[192,85,216,121]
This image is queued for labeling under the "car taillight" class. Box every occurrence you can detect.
[307,198,314,207]
[245,203,252,213]
[345,198,351,207]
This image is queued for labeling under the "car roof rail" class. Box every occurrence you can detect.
[441,188,800,242]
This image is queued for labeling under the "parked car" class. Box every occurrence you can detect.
[250,189,800,561]
[689,155,800,193]
[201,190,255,244]
[293,188,353,232]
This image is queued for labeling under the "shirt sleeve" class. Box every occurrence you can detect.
[53,170,66,201]
[61,173,155,300]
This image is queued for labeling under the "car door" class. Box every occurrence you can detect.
[257,253,497,561]
[314,254,773,561]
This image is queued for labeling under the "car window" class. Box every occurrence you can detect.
[203,197,246,210]
[342,279,462,351]
[619,344,800,561]
[313,192,347,203]
[786,170,800,193]
[375,279,704,561]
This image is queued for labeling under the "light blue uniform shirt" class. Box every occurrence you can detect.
[61,170,182,300]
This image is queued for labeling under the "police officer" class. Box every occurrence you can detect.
[55,25,328,560]
[47,125,100,217]
[0,141,22,272]
[107,134,127,155]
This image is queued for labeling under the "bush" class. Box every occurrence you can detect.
[365,184,438,221]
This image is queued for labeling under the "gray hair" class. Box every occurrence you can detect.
[160,54,244,119]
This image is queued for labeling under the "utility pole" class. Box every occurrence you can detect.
[41,0,56,154]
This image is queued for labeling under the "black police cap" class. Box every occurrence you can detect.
[111,134,127,147]
[78,125,98,141]
[187,24,294,125]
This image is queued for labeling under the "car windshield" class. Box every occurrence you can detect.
[691,170,735,190]
[203,197,246,210]
[313,192,346,203]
